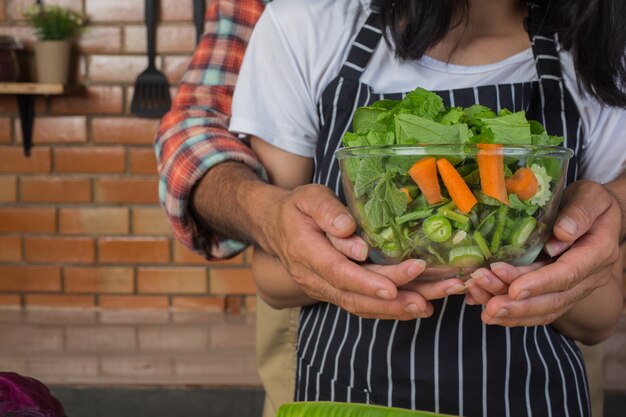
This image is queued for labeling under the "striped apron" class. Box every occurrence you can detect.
[295,4,589,417]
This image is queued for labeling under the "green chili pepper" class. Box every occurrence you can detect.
[473,231,492,259]
[448,245,485,268]
[490,204,509,254]
[438,207,470,225]
[422,215,452,243]
[509,217,537,247]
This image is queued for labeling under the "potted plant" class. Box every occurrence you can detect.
[25,5,84,84]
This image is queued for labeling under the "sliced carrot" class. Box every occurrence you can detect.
[436,158,477,214]
[399,187,413,203]
[477,143,509,205]
[505,166,538,201]
[408,157,442,205]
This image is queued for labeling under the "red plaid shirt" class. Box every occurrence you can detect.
[155,0,268,260]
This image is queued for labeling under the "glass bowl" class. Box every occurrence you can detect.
[335,144,574,279]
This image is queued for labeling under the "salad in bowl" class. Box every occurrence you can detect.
[335,88,573,276]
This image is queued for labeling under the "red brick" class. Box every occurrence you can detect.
[0,2,5,20]
[226,296,245,315]
[59,207,129,235]
[0,266,61,291]
[0,295,21,307]
[89,55,155,83]
[100,356,172,377]
[77,26,122,54]
[99,295,169,309]
[132,207,172,235]
[125,25,196,54]
[137,267,207,294]
[92,118,159,144]
[21,177,91,203]
[16,116,86,144]
[0,207,56,233]
[129,147,158,174]
[50,86,123,114]
[98,237,170,264]
[0,117,11,143]
[86,0,143,22]
[210,268,256,295]
[0,236,21,262]
[210,323,256,350]
[0,326,63,352]
[25,237,95,263]
[163,55,192,84]
[138,326,210,351]
[95,178,159,204]
[161,0,194,21]
[11,0,83,20]
[0,147,51,173]
[0,176,17,202]
[172,296,225,312]
[25,294,95,308]
[66,326,137,351]
[55,146,125,173]
[64,267,134,294]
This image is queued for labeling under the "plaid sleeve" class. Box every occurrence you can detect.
[155,0,268,260]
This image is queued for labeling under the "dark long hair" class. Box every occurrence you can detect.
[379,0,626,107]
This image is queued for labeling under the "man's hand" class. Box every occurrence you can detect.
[464,181,623,338]
[259,183,466,320]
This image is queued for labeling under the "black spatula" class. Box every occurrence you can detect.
[193,0,206,44]
[131,0,171,118]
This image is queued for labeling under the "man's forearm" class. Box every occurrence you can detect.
[604,171,626,242]
[191,161,287,254]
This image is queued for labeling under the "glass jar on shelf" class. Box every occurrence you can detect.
[0,36,21,82]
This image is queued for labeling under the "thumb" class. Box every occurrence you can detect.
[295,184,357,239]
[551,181,613,243]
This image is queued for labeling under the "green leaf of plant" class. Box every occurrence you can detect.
[509,194,539,215]
[354,158,384,198]
[436,107,464,126]
[399,87,444,119]
[395,114,468,144]
[277,401,454,417]
[353,107,389,134]
[481,111,532,145]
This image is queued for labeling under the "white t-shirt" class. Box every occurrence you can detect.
[230,0,626,183]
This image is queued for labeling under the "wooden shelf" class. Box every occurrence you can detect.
[0,82,81,95]
[0,83,84,156]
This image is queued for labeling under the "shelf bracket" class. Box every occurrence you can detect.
[16,94,35,157]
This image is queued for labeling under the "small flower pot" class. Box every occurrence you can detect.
[34,40,71,84]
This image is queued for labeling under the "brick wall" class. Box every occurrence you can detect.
[0,0,257,313]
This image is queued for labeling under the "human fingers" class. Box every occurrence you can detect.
[326,233,369,262]
[400,277,466,300]
[293,184,358,239]
[313,279,434,320]
[480,291,577,327]
[275,186,403,300]
[546,181,614,249]
[507,203,621,300]
[487,261,545,285]
[463,268,509,305]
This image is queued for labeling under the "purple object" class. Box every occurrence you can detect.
[0,372,66,417]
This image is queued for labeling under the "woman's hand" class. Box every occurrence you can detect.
[463,180,624,343]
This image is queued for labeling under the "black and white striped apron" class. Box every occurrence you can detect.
[295,3,590,417]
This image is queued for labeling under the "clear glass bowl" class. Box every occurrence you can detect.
[335,144,574,279]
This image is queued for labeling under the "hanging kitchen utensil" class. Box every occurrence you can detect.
[193,0,205,45]
[131,0,171,118]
